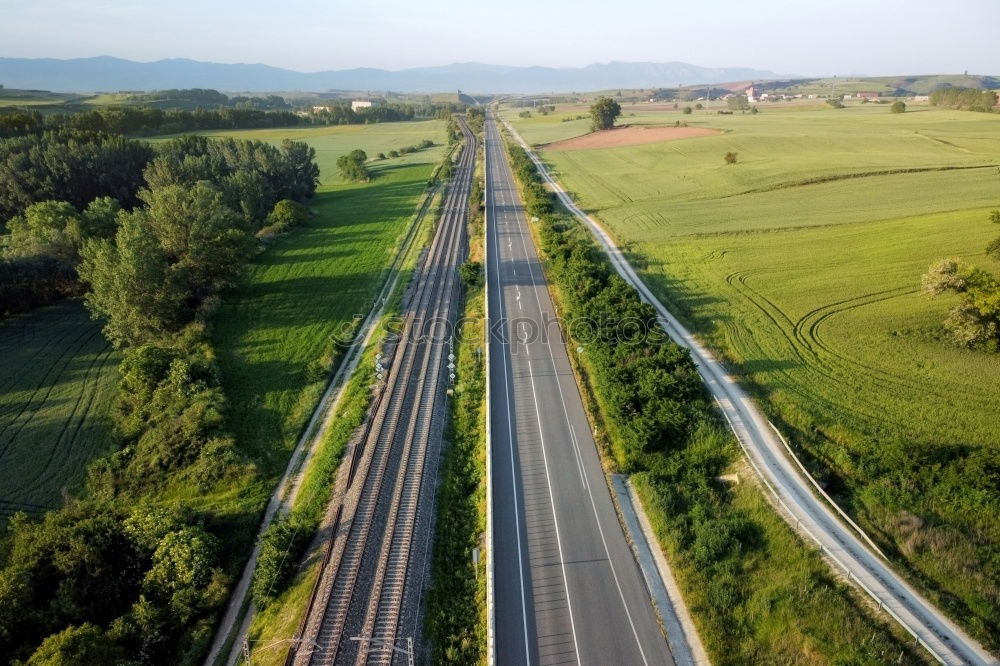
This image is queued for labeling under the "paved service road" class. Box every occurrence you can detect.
[485,113,675,666]
[502,117,999,666]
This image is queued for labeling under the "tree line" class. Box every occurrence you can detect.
[0,132,319,664]
[0,99,469,140]
[0,106,305,139]
[307,101,462,126]
[930,87,999,112]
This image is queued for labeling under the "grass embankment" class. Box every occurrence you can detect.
[508,103,1000,647]
[504,137,925,664]
[0,301,118,515]
[424,145,487,664]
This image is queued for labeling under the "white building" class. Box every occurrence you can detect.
[351,100,373,112]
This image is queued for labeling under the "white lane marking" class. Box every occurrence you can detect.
[488,132,532,666]
[499,135,650,666]
[524,358,583,665]
[568,425,587,487]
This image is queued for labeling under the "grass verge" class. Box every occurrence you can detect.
[423,144,487,664]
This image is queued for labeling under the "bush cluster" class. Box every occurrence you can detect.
[930,87,998,112]
[0,132,321,663]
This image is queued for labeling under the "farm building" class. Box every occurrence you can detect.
[857,91,880,100]
[351,99,373,111]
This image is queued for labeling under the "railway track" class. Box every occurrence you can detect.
[290,118,476,666]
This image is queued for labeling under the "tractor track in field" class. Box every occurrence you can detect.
[0,324,104,462]
[721,270,940,432]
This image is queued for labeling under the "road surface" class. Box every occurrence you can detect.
[502,116,998,666]
[486,113,675,666]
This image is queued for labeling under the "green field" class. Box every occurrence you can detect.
[211,122,446,479]
[0,120,444,524]
[150,119,446,187]
[0,301,118,516]
[509,103,1000,644]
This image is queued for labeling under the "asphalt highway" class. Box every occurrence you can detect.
[485,113,675,666]
[502,117,998,666]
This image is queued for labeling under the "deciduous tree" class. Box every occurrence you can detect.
[589,96,622,131]
[337,148,369,182]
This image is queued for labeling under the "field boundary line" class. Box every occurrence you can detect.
[205,175,444,666]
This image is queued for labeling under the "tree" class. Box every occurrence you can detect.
[0,130,152,223]
[251,518,305,608]
[682,106,693,115]
[2,198,120,263]
[260,199,310,236]
[79,214,181,347]
[890,100,906,113]
[80,183,253,347]
[337,148,369,182]
[26,623,121,665]
[589,96,622,131]
[2,201,82,262]
[987,210,1000,261]
[923,258,1000,351]
[727,95,749,112]
[142,526,225,623]
[695,103,703,110]
[279,139,320,201]
[459,261,483,287]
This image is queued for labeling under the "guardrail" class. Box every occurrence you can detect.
[766,421,888,561]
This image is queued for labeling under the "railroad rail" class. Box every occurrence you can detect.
[289,118,476,666]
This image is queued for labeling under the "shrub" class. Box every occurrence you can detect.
[257,199,310,238]
[337,148,369,181]
[724,151,738,165]
[890,100,906,114]
[695,103,703,110]
[459,261,483,288]
[251,517,308,608]
[682,106,693,114]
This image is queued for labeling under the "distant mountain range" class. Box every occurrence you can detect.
[0,56,781,94]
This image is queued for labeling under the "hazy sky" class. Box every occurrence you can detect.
[1,0,997,75]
